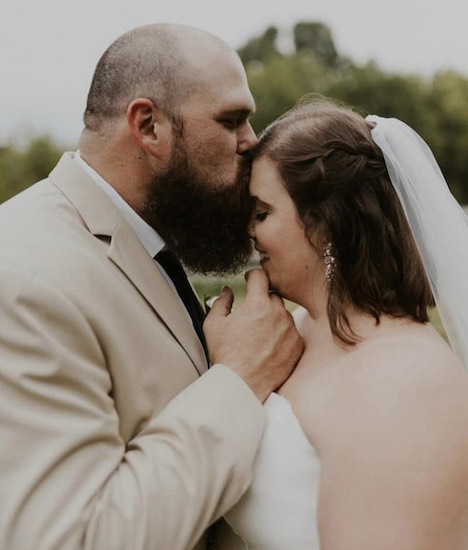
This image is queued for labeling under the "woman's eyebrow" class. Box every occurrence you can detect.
[251,196,271,208]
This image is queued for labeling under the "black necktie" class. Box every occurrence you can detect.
[156,249,209,362]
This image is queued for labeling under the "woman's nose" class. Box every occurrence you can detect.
[248,220,256,240]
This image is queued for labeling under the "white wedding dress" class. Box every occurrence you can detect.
[224,393,321,549]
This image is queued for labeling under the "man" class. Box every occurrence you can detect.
[0,24,302,550]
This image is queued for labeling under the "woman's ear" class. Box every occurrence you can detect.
[126,98,173,158]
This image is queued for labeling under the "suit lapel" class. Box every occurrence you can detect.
[49,153,208,375]
[108,221,207,374]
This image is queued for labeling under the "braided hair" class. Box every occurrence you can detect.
[254,99,434,345]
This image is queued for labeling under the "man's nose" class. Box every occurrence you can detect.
[237,122,258,154]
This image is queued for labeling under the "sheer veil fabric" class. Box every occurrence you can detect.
[367,115,468,370]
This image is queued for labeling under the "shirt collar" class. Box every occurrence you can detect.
[74,151,165,258]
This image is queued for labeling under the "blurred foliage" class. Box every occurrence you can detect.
[241,22,468,203]
[192,272,297,312]
[238,26,281,66]
[0,137,62,204]
[293,22,339,68]
[2,21,468,204]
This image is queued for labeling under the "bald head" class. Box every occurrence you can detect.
[83,24,235,132]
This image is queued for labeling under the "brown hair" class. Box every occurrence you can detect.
[255,99,434,344]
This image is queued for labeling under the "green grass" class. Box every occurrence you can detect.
[192,273,247,308]
[428,307,447,340]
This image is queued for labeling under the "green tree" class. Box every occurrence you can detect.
[0,145,23,203]
[327,63,442,157]
[238,21,468,201]
[246,50,336,132]
[23,137,62,183]
[0,137,63,204]
[428,71,468,202]
[238,26,281,66]
[293,22,339,67]
[240,22,347,133]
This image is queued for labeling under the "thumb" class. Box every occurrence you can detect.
[206,286,234,320]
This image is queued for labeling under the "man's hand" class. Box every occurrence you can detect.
[203,269,304,402]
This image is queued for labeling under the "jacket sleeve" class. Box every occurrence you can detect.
[0,266,266,550]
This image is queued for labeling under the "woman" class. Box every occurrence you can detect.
[223,101,468,549]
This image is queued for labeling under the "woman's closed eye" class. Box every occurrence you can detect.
[255,211,269,222]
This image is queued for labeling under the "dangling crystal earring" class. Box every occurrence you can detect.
[323,242,336,284]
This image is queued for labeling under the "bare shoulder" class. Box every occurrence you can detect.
[289,320,468,451]
[357,322,466,393]
[341,323,468,427]
[313,323,468,548]
[314,322,468,500]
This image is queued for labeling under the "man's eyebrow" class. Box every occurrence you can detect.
[218,107,256,118]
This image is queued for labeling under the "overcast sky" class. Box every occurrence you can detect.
[1,0,466,147]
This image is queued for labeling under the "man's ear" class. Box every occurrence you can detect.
[126,98,173,158]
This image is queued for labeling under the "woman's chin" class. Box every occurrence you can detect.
[269,280,298,304]
[260,265,291,299]
[268,279,284,297]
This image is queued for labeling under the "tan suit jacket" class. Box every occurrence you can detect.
[0,153,265,550]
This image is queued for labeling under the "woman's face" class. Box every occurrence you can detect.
[249,157,324,302]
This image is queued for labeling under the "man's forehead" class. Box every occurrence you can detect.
[184,82,255,116]
[212,80,256,114]
[182,47,255,115]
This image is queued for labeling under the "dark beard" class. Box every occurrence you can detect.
[143,140,254,276]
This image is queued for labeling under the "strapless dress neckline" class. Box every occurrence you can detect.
[224,392,321,549]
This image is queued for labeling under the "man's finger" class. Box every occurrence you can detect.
[268,291,285,308]
[245,269,270,300]
[205,286,234,320]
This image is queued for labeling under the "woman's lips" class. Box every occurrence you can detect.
[259,251,270,265]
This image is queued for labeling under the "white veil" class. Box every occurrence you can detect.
[367,115,468,370]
